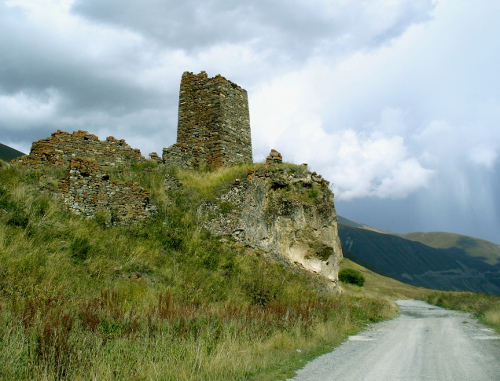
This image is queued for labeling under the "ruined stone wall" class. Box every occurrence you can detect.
[163,71,252,168]
[59,158,156,224]
[15,130,145,168]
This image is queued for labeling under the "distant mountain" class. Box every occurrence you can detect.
[0,143,25,162]
[337,217,500,295]
[399,231,500,266]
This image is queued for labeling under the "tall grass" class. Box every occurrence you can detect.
[0,289,394,380]
[0,162,397,380]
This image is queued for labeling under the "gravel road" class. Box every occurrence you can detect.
[288,300,500,381]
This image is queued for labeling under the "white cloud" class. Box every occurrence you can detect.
[321,131,434,200]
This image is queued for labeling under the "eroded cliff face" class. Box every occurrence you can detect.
[199,165,343,286]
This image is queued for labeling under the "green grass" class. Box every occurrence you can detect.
[0,161,399,380]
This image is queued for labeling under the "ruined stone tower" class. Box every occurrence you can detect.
[162,71,253,168]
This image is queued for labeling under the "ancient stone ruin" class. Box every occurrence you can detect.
[163,71,252,169]
[7,71,343,286]
[14,130,145,168]
[59,158,156,225]
[15,72,254,171]
[13,130,152,224]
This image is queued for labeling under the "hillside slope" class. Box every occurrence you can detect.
[400,231,500,266]
[0,159,397,380]
[0,142,25,161]
[338,223,500,295]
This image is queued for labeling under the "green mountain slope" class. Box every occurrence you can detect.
[337,215,391,234]
[338,222,500,295]
[400,231,500,266]
[0,142,25,161]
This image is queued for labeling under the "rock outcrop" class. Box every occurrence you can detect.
[198,155,343,285]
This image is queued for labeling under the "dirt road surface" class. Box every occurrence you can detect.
[288,300,500,381]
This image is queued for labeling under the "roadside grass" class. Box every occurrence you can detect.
[424,291,500,333]
[0,162,399,380]
[0,290,395,380]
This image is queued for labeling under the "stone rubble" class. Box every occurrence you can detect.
[266,149,283,165]
[14,130,145,168]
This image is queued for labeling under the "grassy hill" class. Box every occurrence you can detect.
[0,160,401,380]
[0,142,25,162]
[2,160,498,380]
[337,216,392,234]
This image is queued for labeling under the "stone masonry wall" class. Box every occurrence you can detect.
[163,71,252,168]
[14,130,145,168]
[59,158,156,224]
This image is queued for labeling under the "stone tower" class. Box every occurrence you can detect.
[163,71,253,168]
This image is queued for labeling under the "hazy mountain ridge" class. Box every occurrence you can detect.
[338,218,500,295]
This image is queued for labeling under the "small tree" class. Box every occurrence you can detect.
[339,268,365,287]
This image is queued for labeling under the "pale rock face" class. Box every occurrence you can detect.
[198,166,343,287]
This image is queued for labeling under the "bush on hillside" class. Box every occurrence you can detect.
[339,268,365,286]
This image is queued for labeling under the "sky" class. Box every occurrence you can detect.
[1,0,499,244]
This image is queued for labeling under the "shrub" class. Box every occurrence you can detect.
[339,268,365,286]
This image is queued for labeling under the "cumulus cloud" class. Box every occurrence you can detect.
[282,127,433,200]
[250,60,434,200]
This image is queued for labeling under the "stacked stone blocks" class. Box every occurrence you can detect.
[14,130,145,168]
[163,71,252,168]
[59,158,155,224]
